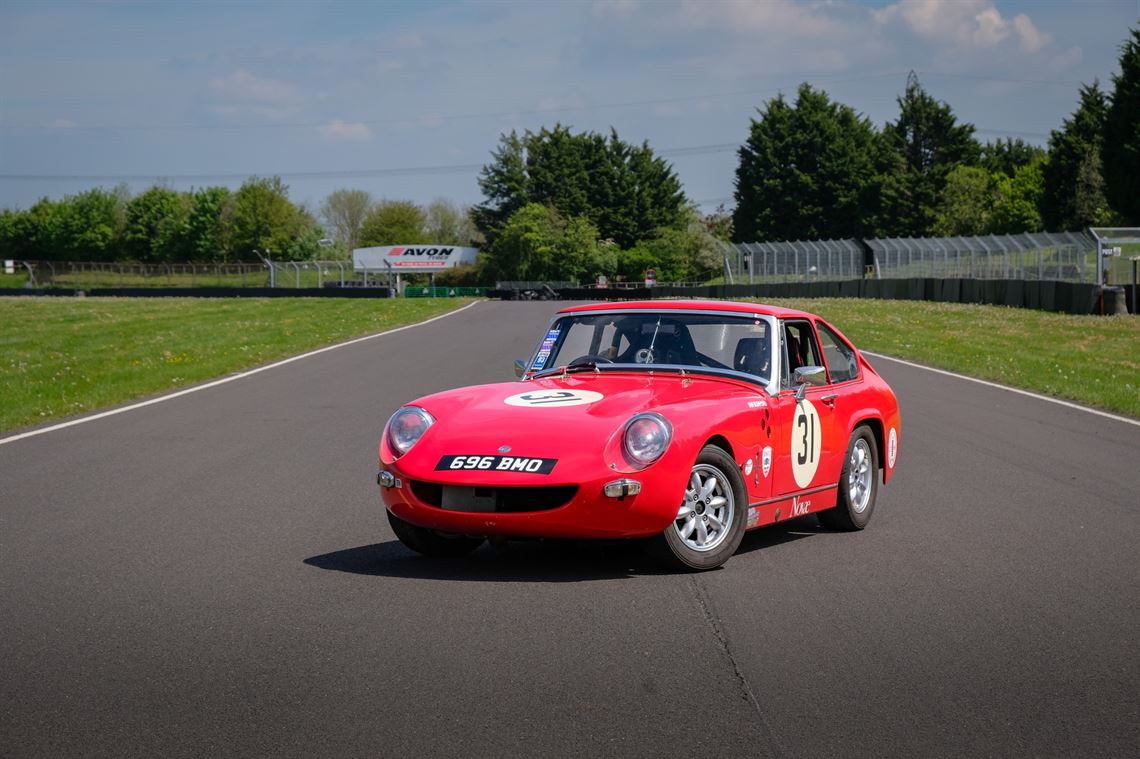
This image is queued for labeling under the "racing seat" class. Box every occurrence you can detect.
[733,337,770,377]
[785,332,803,372]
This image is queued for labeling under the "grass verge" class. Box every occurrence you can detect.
[0,297,475,434]
[754,298,1139,418]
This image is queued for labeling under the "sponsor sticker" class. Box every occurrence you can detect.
[436,455,557,474]
[790,400,821,489]
[747,400,767,409]
[504,389,604,407]
[888,427,898,468]
[761,446,772,477]
[743,458,754,476]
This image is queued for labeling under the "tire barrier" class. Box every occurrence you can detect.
[0,287,394,299]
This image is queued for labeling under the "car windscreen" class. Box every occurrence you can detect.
[533,312,774,383]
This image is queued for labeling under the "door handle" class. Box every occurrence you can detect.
[820,393,838,407]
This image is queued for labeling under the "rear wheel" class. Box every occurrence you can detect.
[819,426,878,531]
[649,445,747,571]
[387,510,484,557]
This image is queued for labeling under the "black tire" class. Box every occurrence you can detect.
[387,510,484,557]
[819,426,878,531]
[649,445,748,571]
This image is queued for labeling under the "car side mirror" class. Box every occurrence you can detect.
[793,366,827,401]
[514,359,527,378]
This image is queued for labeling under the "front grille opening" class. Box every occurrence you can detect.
[410,480,442,506]
[496,485,577,513]
[408,482,578,513]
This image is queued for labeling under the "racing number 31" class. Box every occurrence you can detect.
[797,411,816,466]
[791,399,822,488]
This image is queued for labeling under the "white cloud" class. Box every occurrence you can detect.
[678,0,846,39]
[317,120,372,141]
[592,0,640,18]
[875,0,1052,54]
[1012,14,1051,54]
[1049,45,1083,72]
[208,69,299,104]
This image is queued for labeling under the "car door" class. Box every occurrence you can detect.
[771,319,841,499]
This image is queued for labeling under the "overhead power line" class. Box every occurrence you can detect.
[0,71,918,132]
[0,142,744,182]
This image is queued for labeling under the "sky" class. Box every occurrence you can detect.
[1,0,1137,218]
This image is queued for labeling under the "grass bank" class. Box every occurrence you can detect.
[0,297,475,433]
[756,298,1139,418]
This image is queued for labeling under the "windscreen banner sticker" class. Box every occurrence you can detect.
[791,400,821,489]
[504,389,604,407]
[888,427,898,468]
[531,329,561,371]
[436,455,557,474]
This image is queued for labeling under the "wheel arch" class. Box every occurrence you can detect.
[850,414,884,479]
[702,433,735,459]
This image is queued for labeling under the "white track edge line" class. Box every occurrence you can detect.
[862,350,1140,428]
[0,300,481,447]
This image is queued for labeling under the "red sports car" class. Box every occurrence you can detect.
[378,300,900,570]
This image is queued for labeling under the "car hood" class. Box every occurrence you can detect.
[398,371,764,470]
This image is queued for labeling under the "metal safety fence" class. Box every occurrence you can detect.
[4,260,269,289]
[720,239,864,283]
[866,232,1096,282]
[723,232,1102,284]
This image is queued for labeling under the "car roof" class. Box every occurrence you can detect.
[558,299,817,320]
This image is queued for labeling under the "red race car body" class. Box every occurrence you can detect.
[379,300,900,569]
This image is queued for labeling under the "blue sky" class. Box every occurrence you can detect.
[1,0,1137,217]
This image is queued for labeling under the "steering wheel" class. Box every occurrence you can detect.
[568,354,614,366]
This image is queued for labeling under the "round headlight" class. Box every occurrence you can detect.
[622,412,672,468]
[387,406,434,456]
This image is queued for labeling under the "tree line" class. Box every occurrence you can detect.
[1,27,1136,285]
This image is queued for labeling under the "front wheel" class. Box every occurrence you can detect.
[649,445,747,571]
[387,510,484,557]
[819,426,878,531]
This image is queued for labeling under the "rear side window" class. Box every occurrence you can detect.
[817,323,859,383]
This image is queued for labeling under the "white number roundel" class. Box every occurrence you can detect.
[504,389,604,408]
[791,399,822,488]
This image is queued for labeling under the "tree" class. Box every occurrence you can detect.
[321,189,372,251]
[623,206,722,283]
[473,130,528,241]
[474,125,685,248]
[1103,27,1140,223]
[733,83,879,242]
[878,73,981,237]
[0,201,57,260]
[183,186,232,261]
[122,186,187,262]
[358,200,427,246]
[933,166,992,236]
[1041,82,1111,230]
[229,177,303,258]
[483,203,599,282]
[989,161,1044,234]
[981,138,1046,177]
[49,188,126,260]
[424,198,479,245]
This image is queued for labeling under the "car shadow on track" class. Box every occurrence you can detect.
[303,517,821,583]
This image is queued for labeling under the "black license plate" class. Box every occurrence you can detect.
[435,455,557,474]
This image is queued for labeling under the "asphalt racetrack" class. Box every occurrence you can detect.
[2,300,1137,758]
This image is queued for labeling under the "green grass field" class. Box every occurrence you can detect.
[1,296,1136,435]
[756,298,1139,418]
[0,297,474,433]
